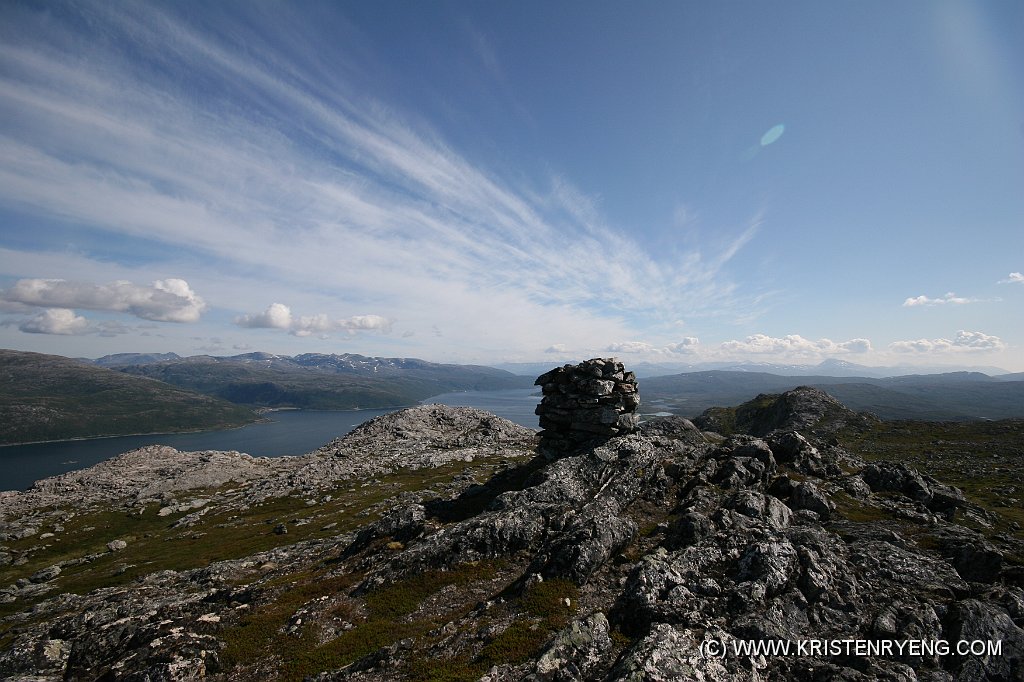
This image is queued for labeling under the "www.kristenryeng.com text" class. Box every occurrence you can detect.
[699,638,1003,659]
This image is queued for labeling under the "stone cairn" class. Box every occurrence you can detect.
[534,358,640,454]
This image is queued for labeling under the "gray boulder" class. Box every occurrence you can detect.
[529,611,613,681]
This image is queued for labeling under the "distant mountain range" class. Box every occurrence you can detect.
[101,351,532,409]
[4,348,1021,446]
[89,352,184,367]
[641,370,1024,421]
[84,352,1024,422]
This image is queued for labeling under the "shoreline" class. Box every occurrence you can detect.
[0,418,263,448]
[0,389,541,448]
[0,389,542,492]
[0,402,427,449]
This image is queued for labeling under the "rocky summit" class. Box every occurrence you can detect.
[2,365,1024,681]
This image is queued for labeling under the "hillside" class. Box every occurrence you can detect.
[690,385,877,437]
[643,369,1024,420]
[111,352,532,410]
[2,366,1023,680]
[0,349,256,445]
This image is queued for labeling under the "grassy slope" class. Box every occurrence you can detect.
[838,418,1024,529]
[0,449,550,680]
[0,349,257,445]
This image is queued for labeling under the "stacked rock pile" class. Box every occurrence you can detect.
[534,358,640,453]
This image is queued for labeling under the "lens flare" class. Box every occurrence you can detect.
[760,124,785,146]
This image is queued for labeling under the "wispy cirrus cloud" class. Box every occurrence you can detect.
[0,1,761,358]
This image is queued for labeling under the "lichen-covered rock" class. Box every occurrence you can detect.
[860,461,968,517]
[723,490,793,530]
[334,404,535,452]
[529,611,613,681]
[766,430,832,476]
[610,623,761,682]
[621,545,726,629]
[531,502,637,584]
[344,503,426,556]
[735,538,800,597]
[943,599,1024,681]
[788,480,834,520]
[638,416,706,447]
[29,565,60,583]
[360,434,662,590]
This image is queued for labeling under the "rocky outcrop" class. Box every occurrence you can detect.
[356,432,665,591]
[694,385,876,437]
[529,611,613,680]
[861,461,968,517]
[329,403,535,452]
[534,358,640,454]
[2,383,1023,681]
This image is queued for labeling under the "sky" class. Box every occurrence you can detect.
[0,0,1022,370]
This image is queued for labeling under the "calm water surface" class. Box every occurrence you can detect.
[0,388,541,492]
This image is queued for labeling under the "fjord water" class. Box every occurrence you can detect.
[0,388,541,492]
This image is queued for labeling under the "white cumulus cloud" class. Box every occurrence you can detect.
[234,302,294,329]
[18,308,89,335]
[950,329,1005,350]
[999,272,1024,284]
[338,315,393,333]
[720,334,872,356]
[902,292,975,307]
[235,304,392,338]
[890,329,1005,353]
[606,341,660,354]
[1,278,206,322]
[832,338,873,353]
[293,313,332,337]
[665,337,700,354]
[603,339,703,356]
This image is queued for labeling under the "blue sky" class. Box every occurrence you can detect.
[0,0,1022,370]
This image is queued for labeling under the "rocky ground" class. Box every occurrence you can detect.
[2,390,1023,680]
